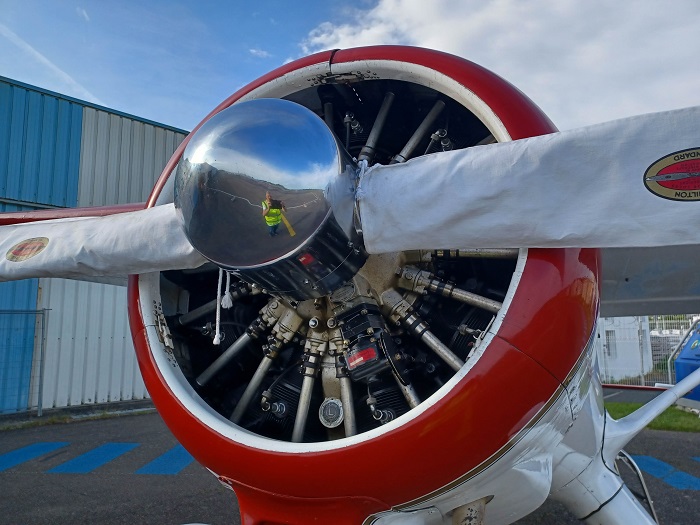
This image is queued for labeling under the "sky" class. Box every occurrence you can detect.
[1,0,699,133]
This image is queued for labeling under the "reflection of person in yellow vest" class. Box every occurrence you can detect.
[262,191,286,237]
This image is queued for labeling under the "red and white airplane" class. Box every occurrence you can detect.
[2,46,700,525]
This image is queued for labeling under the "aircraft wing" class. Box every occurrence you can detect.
[0,202,145,226]
[600,245,700,316]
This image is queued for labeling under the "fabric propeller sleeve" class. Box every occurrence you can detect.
[357,106,700,253]
[0,203,207,282]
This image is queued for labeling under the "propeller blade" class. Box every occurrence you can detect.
[0,203,205,282]
[357,106,700,253]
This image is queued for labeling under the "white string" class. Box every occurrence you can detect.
[354,159,373,201]
[213,268,223,345]
[221,271,233,309]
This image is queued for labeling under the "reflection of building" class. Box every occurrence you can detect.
[594,316,653,383]
[594,315,700,385]
[0,76,187,414]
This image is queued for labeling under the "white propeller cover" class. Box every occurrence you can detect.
[0,203,205,282]
[358,106,700,252]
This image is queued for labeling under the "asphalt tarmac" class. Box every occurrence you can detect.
[1,404,699,525]
[0,410,237,525]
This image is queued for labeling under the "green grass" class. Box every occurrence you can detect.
[605,402,700,432]
[0,408,155,432]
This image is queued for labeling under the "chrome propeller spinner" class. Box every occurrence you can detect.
[174,98,366,300]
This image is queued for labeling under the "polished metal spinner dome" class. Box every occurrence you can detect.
[174,98,365,300]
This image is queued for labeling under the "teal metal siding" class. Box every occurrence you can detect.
[0,282,39,413]
[0,77,76,412]
[0,78,82,208]
[0,202,38,412]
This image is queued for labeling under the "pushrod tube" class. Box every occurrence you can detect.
[358,91,395,163]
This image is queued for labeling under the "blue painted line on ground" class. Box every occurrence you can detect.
[48,443,139,474]
[633,455,700,490]
[135,444,194,475]
[0,442,69,472]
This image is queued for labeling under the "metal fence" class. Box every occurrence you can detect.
[0,310,48,415]
[598,314,700,387]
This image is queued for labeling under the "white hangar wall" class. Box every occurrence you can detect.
[34,279,143,409]
[78,107,185,207]
[36,106,188,410]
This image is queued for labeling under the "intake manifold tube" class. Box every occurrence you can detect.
[357,91,395,164]
[381,289,464,373]
[196,299,284,387]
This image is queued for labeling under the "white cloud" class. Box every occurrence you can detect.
[249,47,272,59]
[76,7,90,22]
[301,0,700,130]
[0,22,103,104]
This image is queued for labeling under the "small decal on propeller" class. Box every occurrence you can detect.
[644,148,700,201]
[6,237,49,262]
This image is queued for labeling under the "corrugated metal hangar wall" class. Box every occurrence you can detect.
[0,76,188,413]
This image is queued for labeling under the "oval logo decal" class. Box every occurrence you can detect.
[644,148,700,201]
[6,237,49,262]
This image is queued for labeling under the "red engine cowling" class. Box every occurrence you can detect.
[129,46,599,524]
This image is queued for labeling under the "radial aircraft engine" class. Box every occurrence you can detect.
[2,46,700,525]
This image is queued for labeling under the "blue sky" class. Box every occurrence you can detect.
[0,0,355,130]
[1,1,699,132]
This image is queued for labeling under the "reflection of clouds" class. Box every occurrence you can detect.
[190,141,215,165]
[182,98,341,191]
[205,146,338,190]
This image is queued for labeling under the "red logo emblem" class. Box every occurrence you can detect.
[6,237,49,262]
[644,148,700,201]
